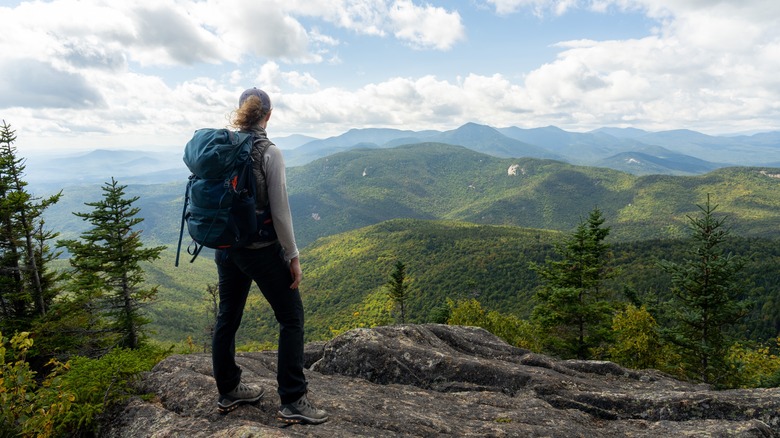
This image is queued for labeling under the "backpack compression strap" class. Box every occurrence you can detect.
[175,176,196,267]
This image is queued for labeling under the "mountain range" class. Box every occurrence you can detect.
[22,127,780,346]
[24,122,780,248]
[282,123,780,172]
[36,142,780,251]
[24,123,780,197]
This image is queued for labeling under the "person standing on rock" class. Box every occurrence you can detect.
[211,87,328,424]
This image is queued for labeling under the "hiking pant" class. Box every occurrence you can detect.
[212,243,307,404]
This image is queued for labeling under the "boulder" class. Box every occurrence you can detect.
[102,324,780,437]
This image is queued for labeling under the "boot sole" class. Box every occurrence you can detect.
[276,413,329,424]
[217,395,263,414]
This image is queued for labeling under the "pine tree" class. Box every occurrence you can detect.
[658,195,748,384]
[59,178,164,350]
[387,261,411,323]
[531,208,615,359]
[0,120,61,333]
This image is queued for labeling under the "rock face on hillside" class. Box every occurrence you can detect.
[102,324,780,437]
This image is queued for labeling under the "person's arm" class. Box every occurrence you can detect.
[263,146,301,286]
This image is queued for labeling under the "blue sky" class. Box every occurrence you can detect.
[0,0,778,154]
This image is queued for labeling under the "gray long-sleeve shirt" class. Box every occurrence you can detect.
[245,126,299,261]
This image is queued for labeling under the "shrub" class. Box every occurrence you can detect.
[725,338,780,388]
[447,298,542,351]
[608,305,665,370]
[0,332,74,438]
[56,345,168,435]
[1,331,169,437]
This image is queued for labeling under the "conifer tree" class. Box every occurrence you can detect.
[658,195,748,384]
[0,120,61,333]
[531,208,615,359]
[387,261,411,323]
[60,178,164,350]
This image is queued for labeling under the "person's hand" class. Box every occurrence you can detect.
[289,257,302,289]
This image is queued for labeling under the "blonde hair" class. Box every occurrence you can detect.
[231,95,270,131]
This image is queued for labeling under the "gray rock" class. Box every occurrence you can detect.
[102,324,780,437]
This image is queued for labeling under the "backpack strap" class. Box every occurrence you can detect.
[248,136,278,243]
[251,136,272,196]
[175,176,194,267]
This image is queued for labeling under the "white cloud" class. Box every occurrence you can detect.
[484,0,579,15]
[0,59,105,109]
[268,73,530,137]
[389,1,465,50]
[297,0,390,36]
[127,5,224,65]
[191,0,314,63]
[1,0,779,154]
[278,0,465,50]
[474,0,780,132]
[238,62,320,96]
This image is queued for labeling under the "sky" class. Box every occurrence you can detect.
[0,0,779,155]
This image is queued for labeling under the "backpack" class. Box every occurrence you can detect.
[175,128,276,266]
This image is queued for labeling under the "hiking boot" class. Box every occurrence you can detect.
[277,393,329,424]
[217,382,264,413]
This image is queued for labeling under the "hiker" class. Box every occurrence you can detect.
[211,87,328,424]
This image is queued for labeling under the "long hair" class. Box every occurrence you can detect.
[231,95,269,131]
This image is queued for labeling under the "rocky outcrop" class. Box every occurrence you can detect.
[102,324,780,437]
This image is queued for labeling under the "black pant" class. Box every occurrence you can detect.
[212,244,307,404]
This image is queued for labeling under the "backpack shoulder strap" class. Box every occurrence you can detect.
[251,136,273,178]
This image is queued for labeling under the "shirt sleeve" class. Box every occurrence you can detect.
[263,144,299,261]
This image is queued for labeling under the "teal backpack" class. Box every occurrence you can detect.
[175,128,275,266]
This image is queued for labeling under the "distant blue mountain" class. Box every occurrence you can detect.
[628,130,779,165]
[274,134,318,150]
[597,147,722,175]
[498,125,647,163]
[285,123,561,166]
[589,127,650,138]
[427,123,560,160]
[25,149,187,193]
[284,128,437,166]
[282,123,780,174]
[738,131,780,146]
[23,125,780,195]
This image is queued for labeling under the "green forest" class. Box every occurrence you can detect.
[283,143,780,246]
[3,121,780,436]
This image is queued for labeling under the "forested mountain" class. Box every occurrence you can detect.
[41,142,780,250]
[285,143,780,246]
[283,123,780,172]
[31,142,780,348]
[595,147,721,175]
[140,219,780,348]
[24,124,780,197]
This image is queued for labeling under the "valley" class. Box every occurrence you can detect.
[28,126,780,348]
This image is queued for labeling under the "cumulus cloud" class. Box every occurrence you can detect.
[472,0,780,132]
[277,0,466,51]
[270,73,532,136]
[485,0,580,15]
[0,59,105,109]
[1,0,778,151]
[190,0,314,62]
[129,5,224,65]
[59,40,128,71]
[389,0,465,50]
